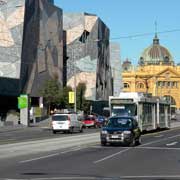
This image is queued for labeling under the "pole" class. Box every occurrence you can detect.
[72,49,77,113]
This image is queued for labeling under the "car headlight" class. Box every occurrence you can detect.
[123,130,131,135]
[101,130,108,134]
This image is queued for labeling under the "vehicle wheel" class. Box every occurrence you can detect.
[79,126,83,133]
[94,124,98,128]
[101,141,106,146]
[129,137,135,147]
[135,136,142,145]
[53,130,56,134]
[69,127,74,134]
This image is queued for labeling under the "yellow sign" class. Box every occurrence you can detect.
[69,91,74,104]
[34,107,42,117]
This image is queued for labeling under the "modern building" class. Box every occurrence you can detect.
[63,13,113,101]
[0,0,63,123]
[110,42,122,96]
[122,34,180,111]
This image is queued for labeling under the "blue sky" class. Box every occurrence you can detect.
[54,0,180,65]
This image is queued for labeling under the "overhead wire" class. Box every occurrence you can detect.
[0,24,179,77]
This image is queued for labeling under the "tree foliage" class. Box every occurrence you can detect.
[40,79,61,105]
[40,79,88,112]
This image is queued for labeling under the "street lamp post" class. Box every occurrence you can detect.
[71,49,77,113]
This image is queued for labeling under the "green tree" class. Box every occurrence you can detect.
[40,79,61,112]
[57,86,73,109]
[40,77,74,112]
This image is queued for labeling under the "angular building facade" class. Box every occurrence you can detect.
[0,0,63,122]
[0,0,25,95]
[0,0,63,97]
[110,42,122,96]
[63,13,113,101]
[21,0,63,96]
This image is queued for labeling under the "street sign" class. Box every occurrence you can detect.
[18,94,28,109]
[69,91,74,104]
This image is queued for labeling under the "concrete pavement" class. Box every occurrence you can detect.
[0,117,51,133]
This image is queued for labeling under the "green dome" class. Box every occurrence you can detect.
[139,34,174,65]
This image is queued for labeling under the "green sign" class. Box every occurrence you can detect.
[18,94,28,109]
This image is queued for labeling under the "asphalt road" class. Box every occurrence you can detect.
[0,127,180,180]
[0,126,99,145]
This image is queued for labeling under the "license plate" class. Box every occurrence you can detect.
[111,135,119,138]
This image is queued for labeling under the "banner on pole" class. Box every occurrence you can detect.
[69,91,74,104]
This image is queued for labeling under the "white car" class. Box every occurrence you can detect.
[51,113,83,134]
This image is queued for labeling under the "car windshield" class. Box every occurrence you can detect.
[107,118,133,128]
[52,115,68,121]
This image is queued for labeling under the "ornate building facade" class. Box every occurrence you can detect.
[122,34,180,111]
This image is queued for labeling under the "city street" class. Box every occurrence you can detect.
[0,127,180,179]
[0,125,99,145]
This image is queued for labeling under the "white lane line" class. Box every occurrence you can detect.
[166,141,178,146]
[136,146,180,151]
[4,176,180,180]
[19,153,59,163]
[60,147,82,154]
[94,148,130,164]
[140,134,180,147]
[119,175,180,179]
[154,135,164,138]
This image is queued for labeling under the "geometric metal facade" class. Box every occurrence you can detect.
[0,0,24,79]
[0,0,25,95]
[63,13,113,100]
[0,0,63,97]
[21,0,63,97]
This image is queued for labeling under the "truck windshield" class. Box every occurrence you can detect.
[111,103,137,116]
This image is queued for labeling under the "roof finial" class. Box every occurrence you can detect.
[155,21,157,37]
[153,21,159,44]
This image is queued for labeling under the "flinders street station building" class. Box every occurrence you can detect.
[122,34,180,112]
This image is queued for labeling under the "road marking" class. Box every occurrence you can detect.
[19,153,59,163]
[60,147,82,154]
[4,175,180,180]
[4,177,100,180]
[154,134,164,138]
[136,146,180,151]
[119,175,180,179]
[166,141,178,146]
[140,134,180,147]
[94,148,130,164]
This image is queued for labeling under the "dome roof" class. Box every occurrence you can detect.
[139,34,174,65]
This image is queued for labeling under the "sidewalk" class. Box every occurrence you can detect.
[0,117,51,133]
[170,119,180,129]
[0,124,27,133]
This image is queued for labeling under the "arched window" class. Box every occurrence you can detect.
[136,82,145,89]
[124,83,130,88]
